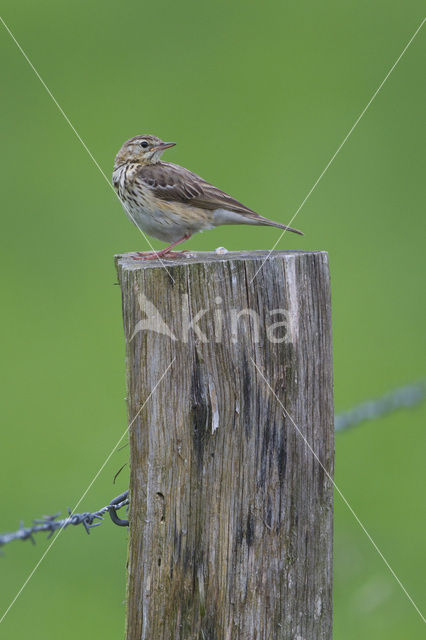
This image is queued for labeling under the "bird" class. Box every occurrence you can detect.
[112,134,303,259]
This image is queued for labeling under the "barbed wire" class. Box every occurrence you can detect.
[1,381,424,550]
[334,381,425,432]
[0,491,129,551]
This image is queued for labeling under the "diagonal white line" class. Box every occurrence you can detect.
[251,357,426,623]
[0,358,175,625]
[0,15,176,282]
[250,17,426,284]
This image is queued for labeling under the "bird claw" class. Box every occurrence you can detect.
[132,250,188,261]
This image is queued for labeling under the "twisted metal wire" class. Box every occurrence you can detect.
[0,491,128,550]
[1,381,424,550]
[334,381,425,432]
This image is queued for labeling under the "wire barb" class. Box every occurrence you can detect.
[0,491,129,551]
[0,382,424,551]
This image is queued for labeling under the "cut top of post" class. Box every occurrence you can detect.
[115,249,327,272]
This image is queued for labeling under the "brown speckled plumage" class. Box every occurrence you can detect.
[112,134,303,258]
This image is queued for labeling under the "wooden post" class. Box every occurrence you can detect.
[116,250,334,640]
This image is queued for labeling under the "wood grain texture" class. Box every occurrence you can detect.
[116,250,334,640]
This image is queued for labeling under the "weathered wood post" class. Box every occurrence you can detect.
[116,250,334,640]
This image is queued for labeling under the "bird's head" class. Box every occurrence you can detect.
[114,135,176,167]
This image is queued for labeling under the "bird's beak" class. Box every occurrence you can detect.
[152,142,176,152]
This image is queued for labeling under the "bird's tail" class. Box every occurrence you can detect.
[254,215,304,236]
[212,209,304,235]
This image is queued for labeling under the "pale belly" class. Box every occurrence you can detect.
[121,199,214,243]
[113,165,214,243]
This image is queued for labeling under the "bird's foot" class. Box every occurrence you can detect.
[132,250,188,261]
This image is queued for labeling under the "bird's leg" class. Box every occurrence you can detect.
[133,234,192,260]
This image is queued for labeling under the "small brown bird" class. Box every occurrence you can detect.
[113,135,303,259]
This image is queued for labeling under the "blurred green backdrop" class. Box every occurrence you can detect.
[1,1,425,638]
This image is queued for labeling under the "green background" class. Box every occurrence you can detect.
[1,1,425,637]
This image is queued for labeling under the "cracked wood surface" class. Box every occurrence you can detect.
[116,250,334,640]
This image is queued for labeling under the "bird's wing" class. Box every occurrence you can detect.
[137,162,260,217]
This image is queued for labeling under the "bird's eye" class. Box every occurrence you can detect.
[140,140,149,149]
